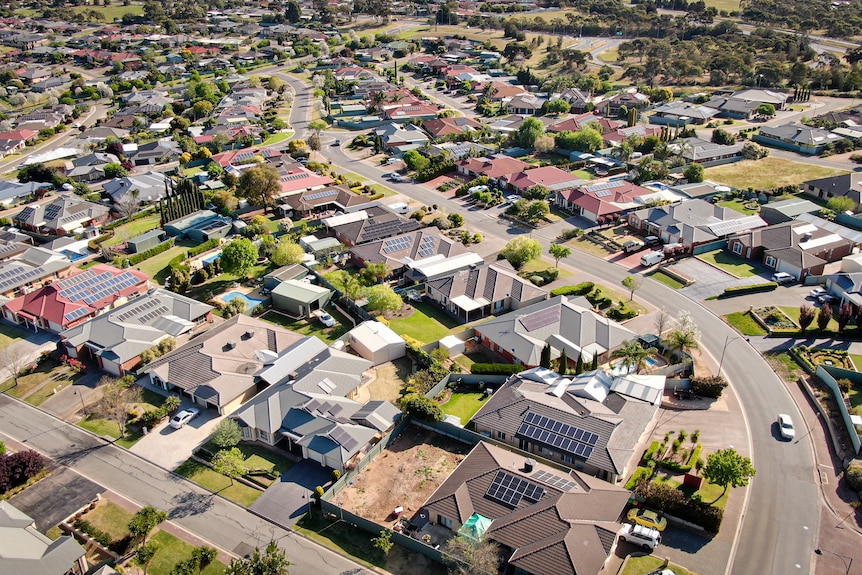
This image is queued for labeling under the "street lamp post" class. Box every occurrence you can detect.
[717,334,747,375]
[74,389,85,411]
[815,547,853,575]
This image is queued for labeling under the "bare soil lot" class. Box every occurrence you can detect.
[338,425,468,525]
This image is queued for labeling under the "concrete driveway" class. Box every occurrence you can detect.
[249,460,332,527]
[669,259,768,300]
[9,466,102,531]
[129,403,223,471]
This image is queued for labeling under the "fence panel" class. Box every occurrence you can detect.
[691,240,728,256]
[815,365,861,454]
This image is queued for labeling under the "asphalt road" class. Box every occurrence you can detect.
[0,395,368,575]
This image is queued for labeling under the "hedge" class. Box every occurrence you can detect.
[88,233,112,252]
[658,443,702,473]
[471,363,524,375]
[642,440,661,464]
[607,303,637,321]
[722,282,777,296]
[187,238,220,257]
[635,480,723,533]
[625,465,652,490]
[550,282,595,297]
[127,237,175,266]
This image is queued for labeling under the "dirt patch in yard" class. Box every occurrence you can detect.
[338,425,468,525]
[361,358,411,403]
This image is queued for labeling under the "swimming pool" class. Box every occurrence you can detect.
[222,291,264,311]
[609,355,666,376]
[202,251,222,264]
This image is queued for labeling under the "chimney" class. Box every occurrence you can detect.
[524,458,535,473]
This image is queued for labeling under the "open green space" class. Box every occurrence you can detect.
[704,157,847,190]
[147,530,227,575]
[765,350,804,382]
[174,459,263,507]
[81,501,134,541]
[697,249,763,277]
[440,392,487,423]
[102,214,161,247]
[648,270,684,289]
[723,311,768,336]
[621,555,698,575]
[718,199,761,216]
[0,323,25,351]
[263,131,294,145]
[261,308,352,344]
[71,4,144,22]
[387,300,461,344]
[136,244,189,283]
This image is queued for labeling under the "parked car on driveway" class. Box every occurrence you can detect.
[818,294,839,305]
[777,413,795,440]
[319,312,336,327]
[808,287,826,299]
[170,408,200,429]
[627,508,668,531]
[618,523,661,552]
[771,272,795,285]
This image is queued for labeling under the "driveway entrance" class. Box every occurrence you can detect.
[249,460,332,527]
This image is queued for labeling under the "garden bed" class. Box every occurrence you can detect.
[751,306,798,331]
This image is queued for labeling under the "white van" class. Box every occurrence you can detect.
[387,202,410,215]
[640,251,665,267]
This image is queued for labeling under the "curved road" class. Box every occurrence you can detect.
[278,71,820,575]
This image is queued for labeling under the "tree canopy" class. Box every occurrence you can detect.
[366,284,402,314]
[703,448,756,500]
[500,237,542,269]
[238,164,281,212]
[270,240,305,267]
[221,238,258,278]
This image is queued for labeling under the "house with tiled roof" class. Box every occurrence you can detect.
[425,260,547,322]
[2,264,148,333]
[65,152,119,183]
[422,117,482,141]
[479,81,529,101]
[349,227,463,274]
[332,209,422,247]
[627,199,768,248]
[501,166,588,194]
[456,156,531,184]
[602,125,663,146]
[553,180,654,224]
[211,146,281,168]
[281,185,370,216]
[421,441,630,575]
[0,501,87,575]
[801,172,862,208]
[547,113,623,135]
[143,314,304,415]
[383,102,440,122]
[0,243,73,299]
[0,129,38,145]
[557,88,594,114]
[595,91,649,118]
[14,195,110,235]
[727,219,854,280]
[61,288,214,377]
[471,367,661,484]
[128,138,182,166]
[373,123,429,152]
[103,171,167,204]
[753,122,843,155]
[506,94,547,115]
[649,101,719,126]
[474,295,635,369]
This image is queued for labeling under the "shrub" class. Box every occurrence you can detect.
[635,480,723,533]
[127,238,176,266]
[559,228,583,240]
[471,363,524,375]
[625,466,653,490]
[139,409,166,429]
[643,440,661,463]
[837,378,852,394]
[73,519,112,547]
[691,375,728,398]
[529,275,544,286]
[550,282,594,297]
[607,303,637,321]
[846,464,862,492]
[722,282,777,296]
[401,393,444,421]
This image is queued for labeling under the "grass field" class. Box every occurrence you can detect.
[440,392,487,423]
[0,323,25,351]
[81,501,133,541]
[263,131,294,145]
[72,4,144,22]
[704,0,740,11]
[102,214,161,247]
[704,157,848,190]
[136,244,188,283]
[147,530,227,575]
[697,249,763,277]
[174,459,263,507]
[387,301,460,344]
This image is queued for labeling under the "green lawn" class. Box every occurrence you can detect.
[103,214,161,247]
[387,301,461,344]
[723,311,768,336]
[263,131,294,145]
[697,249,763,277]
[71,4,144,22]
[0,323,25,351]
[852,354,862,371]
[201,441,294,477]
[648,270,684,289]
[440,392,487,423]
[174,459,263,507]
[1,359,76,401]
[79,389,169,448]
[81,501,134,541]
[778,305,840,334]
[654,475,728,510]
[296,511,382,570]
[147,530,227,575]
[718,199,760,216]
[621,556,698,575]
[521,258,573,279]
[260,308,352,344]
[704,158,848,190]
[137,244,189,283]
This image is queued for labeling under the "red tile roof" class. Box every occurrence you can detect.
[560,180,653,216]
[502,166,587,192]
[457,156,531,179]
[0,129,38,142]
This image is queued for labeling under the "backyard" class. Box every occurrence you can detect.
[697,249,763,277]
[703,157,847,190]
[102,214,161,248]
[387,300,461,344]
[439,391,487,423]
[260,308,352,344]
[362,357,410,403]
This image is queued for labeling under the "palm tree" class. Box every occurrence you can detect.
[369,91,387,114]
[665,329,699,367]
[613,340,650,374]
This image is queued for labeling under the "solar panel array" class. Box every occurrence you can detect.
[382,235,412,254]
[417,235,436,258]
[116,298,164,323]
[44,203,63,221]
[304,189,338,202]
[359,218,421,244]
[281,173,310,182]
[584,180,625,193]
[57,270,142,306]
[594,189,613,198]
[532,470,577,492]
[0,265,47,290]
[519,306,561,332]
[485,470,545,507]
[63,307,90,323]
[518,412,599,459]
[329,427,360,452]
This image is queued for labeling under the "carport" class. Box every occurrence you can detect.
[249,460,332,527]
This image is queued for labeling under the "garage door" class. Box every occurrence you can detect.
[306,448,325,466]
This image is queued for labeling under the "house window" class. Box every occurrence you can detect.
[242,427,253,440]
[258,430,271,443]
[765,255,776,268]
[497,431,506,440]
[493,300,505,311]
[438,515,452,529]
[732,242,742,255]
[539,447,554,457]
[441,295,447,305]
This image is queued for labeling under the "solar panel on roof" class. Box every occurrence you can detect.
[485,470,545,507]
[585,180,625,193]
[519,306,561,331]
[518,413,598,460]
[304,189,338,201]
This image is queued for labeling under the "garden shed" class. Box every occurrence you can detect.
[271,280,332,318]
[438,334,466,356]
[348,320,406,365]
[127,229,166,253]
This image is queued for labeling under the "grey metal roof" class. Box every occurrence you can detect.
[0,501,85,575]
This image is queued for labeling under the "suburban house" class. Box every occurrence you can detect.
[211,147,281,169]
[506,94,548,115]
[14,195,110,235]
[420,441,630,575]
[0,501,88,575]
[349,227,464,274]
[0,181,49,207]
[331,210,422,247]
[425,261,548,323]
[163,210,233,243]
[753,123,843,155]
[271,164,335,198]
[547,114,622,135]
[472,367,661,483]
[60,288,214,377]
[627,199,768,248]
[383,102,440,122]
[759,198,821,225]
[103,172,168,204]
[143,314,303,414]
[281,186,371,217]
[673,137,745,165]
[552,180,655,224]
[347,320,406,365]
[64,152,119,183]
[404,251,485,283]
[0,244,74,299]
[597,91,649,117]
[500,166,588,194]
[456,156,532,185]
[727,219,854,280]
[649,102,719,126]
[558,87,594,113]
[602,125,663,146]
[704,89,788,119]
[373,123,430,152]
[474,296,636,368]
[128,138,182,166]
[2,264,149,333]
[422,117,482,141]
[231,337,400,470]
[801,173,862,208]
[271,280,333,318]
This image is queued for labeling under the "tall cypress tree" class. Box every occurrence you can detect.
[558,348,569,375]
[575,353,584,375]
[591,354,598,371]
[540,343,552,369]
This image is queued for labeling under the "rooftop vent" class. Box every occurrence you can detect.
[244,329,255,339]
[524,458,536,473]
[225,340,237,350]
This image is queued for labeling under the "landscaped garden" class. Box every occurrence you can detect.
[196,441,295,488]
[78,388,172,449]
[260,308,352,344]
[697,249,764,278]
[647,270,685,289]
[751,306,798,331]
[174,458,264,507]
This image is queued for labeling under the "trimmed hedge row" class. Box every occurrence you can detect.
[635,480,723,533]
[625,465,652,490]
[659,444,703,474]
[187,238,221,258]
[722,282,777,296]
[127,238,175,266]
[550,282,595,297]
[471,363,524,375]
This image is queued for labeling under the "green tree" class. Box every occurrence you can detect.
[134,541,159,575]
[522,185,549,200]
[128,506,167,547]
[515,117,545,149]
[403,149,430,172]
[95,375,142,438]
[544,99,571,115]
[443,535,501,575]
[683,163,705,183]
[401,393,444,421]
[192,100,214,120]
[366,284,402,314]
[548,244,571,267]
[238,164,282,213]
[211,418,243,449]
[225,540,290,575]
[702,448,756,501]
[285,0,301,22]
[558,347,568,375]
[103,163,128,179]
[612,339,649,374]
[540,342,552,369]
[756,103,775,117]
[500,237,542,270]
[448,213,464,227]
[212,447,246,486]
[526,201,549,224]
[371,529,394,558]
[827,196,856,213]
[308,119,327,134]
[361,261,390,284]
[799,305,816,332]
[621,275,642,300]
[221,238,258,279]
[270,240,305,267]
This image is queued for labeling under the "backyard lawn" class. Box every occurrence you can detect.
[174,459,263,507]
[137,244,189,283]
[704,157,847,190]
[717,198,761,216]
[260,308,352,344]
[147,530,227,575]
[387,301,460,344]
[621,556,698,575]
[102,214,161,247]
[440,392,487,423]
[697,249,763,277]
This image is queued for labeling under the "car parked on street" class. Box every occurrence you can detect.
[627,508,668,531]
[777,413,795,440]
[170,408,200,429]
[618,523,661,552]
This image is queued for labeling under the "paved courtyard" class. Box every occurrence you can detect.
[249,460,332,527]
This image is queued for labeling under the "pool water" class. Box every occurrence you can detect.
[202,251,222,264]
[222,291,264,311]
[609,355,667,376]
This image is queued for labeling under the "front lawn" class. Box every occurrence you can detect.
[0,323,25,351]
[78,389,168,447]
[440,392,486,423]
[260,309,352,344]
[263,131,294,145]
[621,556,698,575]
[724,311,768,336]
[697,249,763,277]
[200,442,294,478]
[387,301,461,344]
[80,500,134,541]
[1,359,84,405]
[648,270,684,289]
[520,258,573,279]
[704,157,848,190]
[174,459,263,507]
[147,530,227,575]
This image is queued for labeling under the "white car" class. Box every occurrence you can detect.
[777,413,795,440]
[384,157,401,165]
[170,408,200,429]
[319,313,336,327]
[618,523,661,552]
[383,173,403,181]
[504,194,521,205]
[809,287,826,299]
